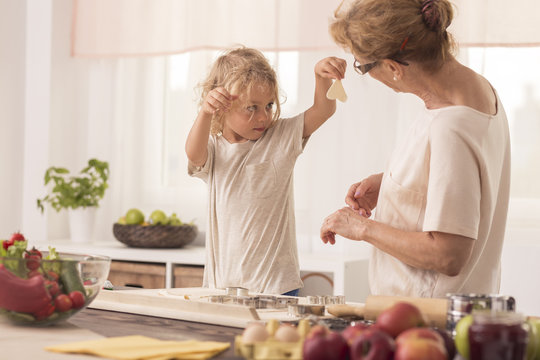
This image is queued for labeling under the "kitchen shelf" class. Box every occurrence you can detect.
[42,240,370,302]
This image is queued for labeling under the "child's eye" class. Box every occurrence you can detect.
[247,105,257,112]
[266,102,274,110]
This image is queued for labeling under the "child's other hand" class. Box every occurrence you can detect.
[202,87,237,115]
[315,57,347,80]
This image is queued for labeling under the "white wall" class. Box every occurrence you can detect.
[0,1,25,233]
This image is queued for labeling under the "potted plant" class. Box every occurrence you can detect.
[37,159,110,243]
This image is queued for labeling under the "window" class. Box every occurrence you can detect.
[464,47,540,229]
[161,47,540,253]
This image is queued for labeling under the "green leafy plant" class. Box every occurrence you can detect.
[37,159,109,213]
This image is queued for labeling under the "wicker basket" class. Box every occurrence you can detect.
[112,223,198,248]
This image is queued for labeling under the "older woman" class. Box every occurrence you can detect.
[321,0,511,298]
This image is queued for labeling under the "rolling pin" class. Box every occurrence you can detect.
[327,295,448,329]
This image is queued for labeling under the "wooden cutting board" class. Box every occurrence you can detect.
[327,295,448,328]
[89,287,300,328]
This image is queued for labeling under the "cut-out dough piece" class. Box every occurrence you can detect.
[326,79,348,102]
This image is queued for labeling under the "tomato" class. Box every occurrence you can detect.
[25,254,41,271]
[25,247,42,259]
[54,294,73,312]
[45,280,60,297]
[69,291,86,309]
[34,302,55,321]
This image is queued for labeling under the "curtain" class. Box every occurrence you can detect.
[450,0,540,46]
[71,0,540,58]
[72,0,342,57]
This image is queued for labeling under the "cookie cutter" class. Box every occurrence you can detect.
[288,304,325,317]
[307,295,345,305]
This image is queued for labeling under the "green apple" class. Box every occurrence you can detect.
[454,314,473,360]
[149,210,168,225]
[125,208,144,225]
[527,318,540,360]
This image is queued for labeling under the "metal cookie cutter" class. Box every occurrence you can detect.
[226,287,249,296]
[446,293,516,336]
[307,295,346,305]
[288,304,325,317]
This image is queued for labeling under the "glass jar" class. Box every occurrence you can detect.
[469,311,528,360]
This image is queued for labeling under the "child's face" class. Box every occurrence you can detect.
[222,84,275,143]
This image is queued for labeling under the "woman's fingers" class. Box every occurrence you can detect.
[345,182,362,210]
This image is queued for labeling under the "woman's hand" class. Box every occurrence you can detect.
[201,87,237,115]
[314,57,347,80]
[346,173,383,217]
[320,207,369,245]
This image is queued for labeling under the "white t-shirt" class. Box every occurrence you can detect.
[370,90,511,298]
[188,113,307,294]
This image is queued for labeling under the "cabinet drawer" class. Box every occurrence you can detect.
[108,261,166,289]
[173,265,204,288]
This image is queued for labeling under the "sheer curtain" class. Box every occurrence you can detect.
[53,0,540,257]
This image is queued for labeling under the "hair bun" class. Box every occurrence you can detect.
[421,0,441,32]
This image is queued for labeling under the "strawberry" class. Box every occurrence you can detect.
[10,232,26,242]
[2,239,14,250]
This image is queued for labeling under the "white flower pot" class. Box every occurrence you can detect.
[68,207,96,243]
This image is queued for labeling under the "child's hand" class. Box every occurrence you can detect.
[201,87,237,115]
[315,57,347,80]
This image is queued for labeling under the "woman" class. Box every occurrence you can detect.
[321,0,511,298]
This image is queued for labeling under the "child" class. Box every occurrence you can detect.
[185,47,346,295]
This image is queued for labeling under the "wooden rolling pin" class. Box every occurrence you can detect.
[327,295,448,329]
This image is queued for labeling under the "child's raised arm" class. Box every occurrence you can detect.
[303,57,347,138]
[185,87,236,167]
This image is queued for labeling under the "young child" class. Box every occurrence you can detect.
[185,47,346,295]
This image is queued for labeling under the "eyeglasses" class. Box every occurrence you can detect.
[353,58,410,75]
[353,59,378,75]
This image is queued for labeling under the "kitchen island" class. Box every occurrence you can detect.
[1,307,244,359]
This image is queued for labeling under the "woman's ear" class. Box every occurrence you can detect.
[381,59,403,81]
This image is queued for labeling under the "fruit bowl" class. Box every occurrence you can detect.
[0,251,111,326]
[112,223,198,248]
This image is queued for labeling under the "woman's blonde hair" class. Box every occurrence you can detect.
[330,0,456,72]
[198,47,281,135]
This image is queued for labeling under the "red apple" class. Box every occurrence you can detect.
[376,301,426,338]
[303,325,349,360]
[396,327,445,348]
[433,327,456,359]
[395,337,448,360]
[349,327,395,360]
[342,322,370,345]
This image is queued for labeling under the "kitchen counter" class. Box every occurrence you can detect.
[1,308,243,359]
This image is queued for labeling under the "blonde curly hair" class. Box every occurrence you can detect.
[198,47,282,135]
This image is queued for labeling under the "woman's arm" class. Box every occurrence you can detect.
[303,57,347,138]
[320,207,474,276]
